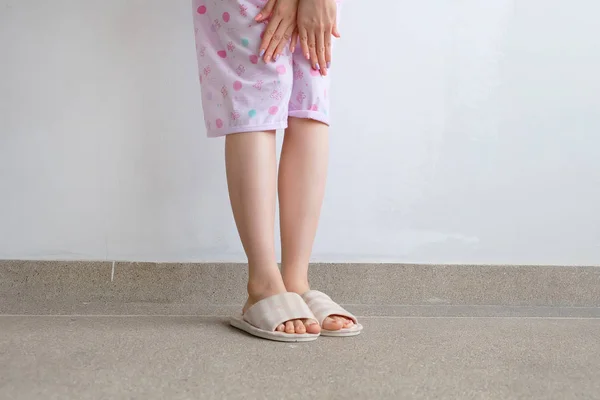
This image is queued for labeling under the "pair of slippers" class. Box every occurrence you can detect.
[230,290,363,342]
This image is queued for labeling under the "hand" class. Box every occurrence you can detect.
[256,0,299,63]
[296,0,340,76]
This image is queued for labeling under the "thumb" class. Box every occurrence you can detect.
[256,0,276,22]
[332,18,341,38]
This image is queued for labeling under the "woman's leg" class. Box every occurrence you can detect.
[278,118,353,331]
[226,131,319,335]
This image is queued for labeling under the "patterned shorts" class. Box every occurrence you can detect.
[193,0,342,137]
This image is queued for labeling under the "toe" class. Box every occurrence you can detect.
[293,320,306,334]
[276,324,285,332]
[322,316,343,331]
[332,315,353,328]
[284,320,295,334]
[304,319,321,334]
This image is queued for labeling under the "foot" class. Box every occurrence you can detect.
[284,281,354,332]
[245,281,321,335]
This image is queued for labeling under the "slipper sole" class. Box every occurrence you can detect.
[230,316,320,342]
[321,323,363,337]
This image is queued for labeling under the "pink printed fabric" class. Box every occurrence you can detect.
[192,0,342,137]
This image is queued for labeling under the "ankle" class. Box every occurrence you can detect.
[247,275,286,300]
[282,276,310,295]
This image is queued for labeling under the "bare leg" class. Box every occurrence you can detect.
[279,118,353,331]
[226,131,319,334]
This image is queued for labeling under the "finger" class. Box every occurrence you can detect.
[308,32,319,71]
[324,28,332,69]
[316,31,327,75]
[332,24,341,38]
[260,19,282,62]
[255,0,276,21]
[299,27,310,61]
[274,24,295,60]
[290,28,299,53]
[264,21,289,62]
[332,17,341,38]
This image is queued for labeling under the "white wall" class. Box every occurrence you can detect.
[1,0,599,265]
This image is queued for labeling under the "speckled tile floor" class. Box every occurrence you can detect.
[2,312,600,399]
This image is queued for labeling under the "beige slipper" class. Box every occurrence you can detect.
[230,292,320,342]
[301,290,363,337]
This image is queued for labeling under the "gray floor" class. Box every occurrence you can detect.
[2,313,600,400]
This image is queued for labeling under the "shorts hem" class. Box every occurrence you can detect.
[287,110,330,126]
[206,122,288,138]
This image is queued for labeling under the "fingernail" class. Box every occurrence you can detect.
[255,13,262,21]
[327,61,331,68]
[315,63,320,70]
[259,49,265,57]
[274,54,279,61]
[305,52,310,60]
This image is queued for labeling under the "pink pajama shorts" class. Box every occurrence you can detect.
[192,0,341,137]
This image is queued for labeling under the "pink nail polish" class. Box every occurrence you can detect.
[305,52,310,60]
